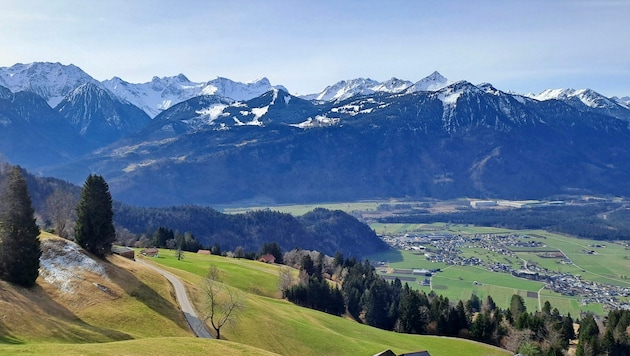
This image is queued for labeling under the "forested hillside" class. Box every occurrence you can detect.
[113,204,387,257]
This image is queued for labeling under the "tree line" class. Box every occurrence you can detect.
[280,249,630,355]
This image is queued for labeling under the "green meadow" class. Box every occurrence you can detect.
[142,251,509,356]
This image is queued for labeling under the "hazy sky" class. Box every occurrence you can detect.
[1,0,628,97]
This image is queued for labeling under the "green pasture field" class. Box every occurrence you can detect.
[430,266,543,309]
[516,230,630,288]
[143,251,509,356]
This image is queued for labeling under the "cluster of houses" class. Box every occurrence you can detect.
[379,232,630,311]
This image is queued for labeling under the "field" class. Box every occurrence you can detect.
[367,224,630,316]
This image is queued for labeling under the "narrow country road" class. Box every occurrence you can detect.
[136,259,213,338]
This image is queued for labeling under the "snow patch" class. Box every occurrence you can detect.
[251,106,269,120]
[196,104,228,123]
[39,239,108,293]
[292,115,340,129]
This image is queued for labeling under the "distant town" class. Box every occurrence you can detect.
[379,231,630,312]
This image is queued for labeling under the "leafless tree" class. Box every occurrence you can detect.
[203,265,244,339]
[45,188,77,239]
[175,246,185,260]
[278,266,296,297]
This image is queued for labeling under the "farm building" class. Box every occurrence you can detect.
[111,246,134,260]
[258,254,276,264]
[140,248,159,257]
[197,249,211,255]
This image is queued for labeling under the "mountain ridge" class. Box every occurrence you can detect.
[2,61,630,206]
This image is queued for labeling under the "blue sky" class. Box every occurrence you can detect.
[1,0,628,97]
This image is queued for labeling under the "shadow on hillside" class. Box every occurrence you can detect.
[14,284,133,342]
[105,258,190,333]
[0,321,23,344]
[371,248,404,263]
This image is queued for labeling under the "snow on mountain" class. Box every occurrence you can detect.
[526,88,630,121]
[0,62,98,107]
[102,75,286,118]
[102,74,205,118]
[303,72,450,102]
[55,82,151,145]
[202,77,288,102]
[405,71,450,93]
[612,96,630,109]
[371,77,413,93]
[527,88,617,109]
[302,78,382,102]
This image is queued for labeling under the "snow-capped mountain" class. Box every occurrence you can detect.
[102,75,287,118]
[372,77,414,93]
[612,96,630,109]
[139,88,319,140]
[0,62,99,107]
[301,78,382,102]
[526,88,630,121]
[302,71,450,102]
[404,71,450,93]
[102,74,204,118]
[55,82,151,146]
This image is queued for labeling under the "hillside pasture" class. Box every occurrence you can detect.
[142,251,509,356]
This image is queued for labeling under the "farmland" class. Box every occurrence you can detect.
[367,224,630,316]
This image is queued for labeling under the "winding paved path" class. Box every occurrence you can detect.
[137,259,213,338]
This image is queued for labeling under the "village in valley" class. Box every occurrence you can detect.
[376,230,630,313]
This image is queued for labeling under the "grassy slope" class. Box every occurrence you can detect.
[0,233,191,344]
[1,234,508,355]
[146,251,509,356]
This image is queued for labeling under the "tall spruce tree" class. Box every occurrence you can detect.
[0,167,41,287]
[75,174,115,258]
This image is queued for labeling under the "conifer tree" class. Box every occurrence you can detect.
[0,167,41,287]
[75,174,115,258]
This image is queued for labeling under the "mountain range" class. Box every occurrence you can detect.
[1,62,630,206]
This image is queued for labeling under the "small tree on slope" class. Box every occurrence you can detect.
[75,174,115,258]
[0,167,41,287]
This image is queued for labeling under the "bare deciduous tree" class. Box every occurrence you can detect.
[203,265,244,339]
[45,188,77,239]
[278,266,296,297]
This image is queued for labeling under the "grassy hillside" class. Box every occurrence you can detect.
[1,233,509,355]
[144,251,510,356]
[0,233,191,344]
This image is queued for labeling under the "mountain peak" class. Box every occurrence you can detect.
[0,62,97,107]
[405,71,450,93]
